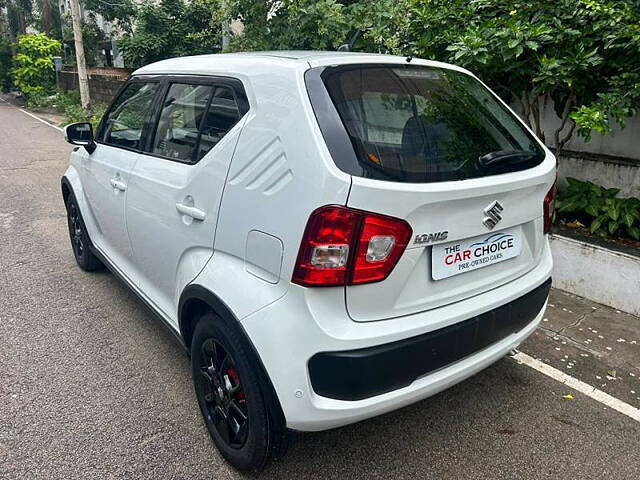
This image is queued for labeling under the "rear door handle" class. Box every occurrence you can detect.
[176,202,206,221]
[110,178,127,191]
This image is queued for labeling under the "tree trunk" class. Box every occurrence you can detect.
[17,11,27,35]
[553,92,576,160]
[41,0,52,35]
[69,0,90,112]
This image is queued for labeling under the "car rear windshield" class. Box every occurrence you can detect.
[320,65,544,183]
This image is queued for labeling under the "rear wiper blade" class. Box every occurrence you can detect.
[477,150,537,168]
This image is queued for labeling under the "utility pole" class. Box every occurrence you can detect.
[69,0,90,112]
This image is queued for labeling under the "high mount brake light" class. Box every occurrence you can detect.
[292,206,412,287]
[543,182,556,234]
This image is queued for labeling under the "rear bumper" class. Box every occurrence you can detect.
[240,238,553,431]
[309,278,551,401]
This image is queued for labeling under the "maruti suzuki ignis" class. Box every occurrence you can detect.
[61,51,554,471]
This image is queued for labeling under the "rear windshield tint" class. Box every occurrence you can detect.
[319,65,544,183]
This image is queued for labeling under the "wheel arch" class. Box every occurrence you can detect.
[61,175,73,206]
[178,284,287,427]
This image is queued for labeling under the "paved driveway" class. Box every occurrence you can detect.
[1,99,639,479]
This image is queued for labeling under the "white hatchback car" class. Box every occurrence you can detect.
[62,51,555,471]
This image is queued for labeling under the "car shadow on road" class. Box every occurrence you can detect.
[255,360,541,479]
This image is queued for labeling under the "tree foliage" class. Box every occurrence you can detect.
[217,0,409,53]
[12,33,61,97]
[221,0,640,152]
[2,0,638,148]
[61,13,107,68]
[408,0,640,153]
[36,0,62,38]
[82,0,137,28]
[4,0,34,38]
[118,0,222,67]
[2,0,62,40]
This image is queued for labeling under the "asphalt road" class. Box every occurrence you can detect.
[1,99,639,479]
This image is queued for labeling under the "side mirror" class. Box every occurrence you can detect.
[64,122,96,154]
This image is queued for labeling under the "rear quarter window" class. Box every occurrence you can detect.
[311,65,544,183]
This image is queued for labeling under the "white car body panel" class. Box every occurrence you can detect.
[346,162,555,321]
[77,144,139,272]
[124,114,248,326]
[210,59,351,310]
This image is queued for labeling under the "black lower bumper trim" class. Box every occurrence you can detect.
[309,277,552,401]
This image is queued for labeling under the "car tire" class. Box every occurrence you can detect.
[191,313,288,472]
[65,194,103,272]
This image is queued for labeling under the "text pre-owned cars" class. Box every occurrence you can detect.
[61,51,555,472]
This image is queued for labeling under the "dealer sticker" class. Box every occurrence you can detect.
[431,228,522,280]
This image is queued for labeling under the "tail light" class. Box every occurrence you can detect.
[543,182,556,234]
[292,206,412,287]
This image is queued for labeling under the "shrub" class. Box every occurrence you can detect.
[12,34,61,98]
[556,178,640,240]
[26,91,59,108]
[59,91,106,128]
[26,89,106,129]
[55,90,106,128]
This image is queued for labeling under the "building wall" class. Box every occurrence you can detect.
[59,66,131,104]
[557,153,640,198]
[511,96,640,197]
[550,234,640,316]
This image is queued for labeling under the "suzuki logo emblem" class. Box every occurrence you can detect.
[483,201,504,230]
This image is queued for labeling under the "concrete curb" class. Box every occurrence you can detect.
[550,233,640,316]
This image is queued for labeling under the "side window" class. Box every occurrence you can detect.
[197,86,241,161]
[151,83,214,162]
[101,82,159,150]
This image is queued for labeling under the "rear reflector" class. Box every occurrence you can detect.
[543,182,556,234]
[293,206,412,287]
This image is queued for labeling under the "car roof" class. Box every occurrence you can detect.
[227,51,375,60]
[132,51,471,78]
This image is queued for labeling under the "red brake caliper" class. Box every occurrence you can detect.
[227,367,245,401]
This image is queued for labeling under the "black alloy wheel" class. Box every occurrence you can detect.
[68,201,85,258]
[197,339,249,449]
[190,315,288,471]
[65,194,102,271]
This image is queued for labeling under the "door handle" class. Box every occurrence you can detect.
[176,202,206,221]
[110,178,127,191]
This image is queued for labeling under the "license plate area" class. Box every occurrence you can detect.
[431,227,523,280]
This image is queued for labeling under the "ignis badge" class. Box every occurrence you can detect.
[414,231,448,245]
